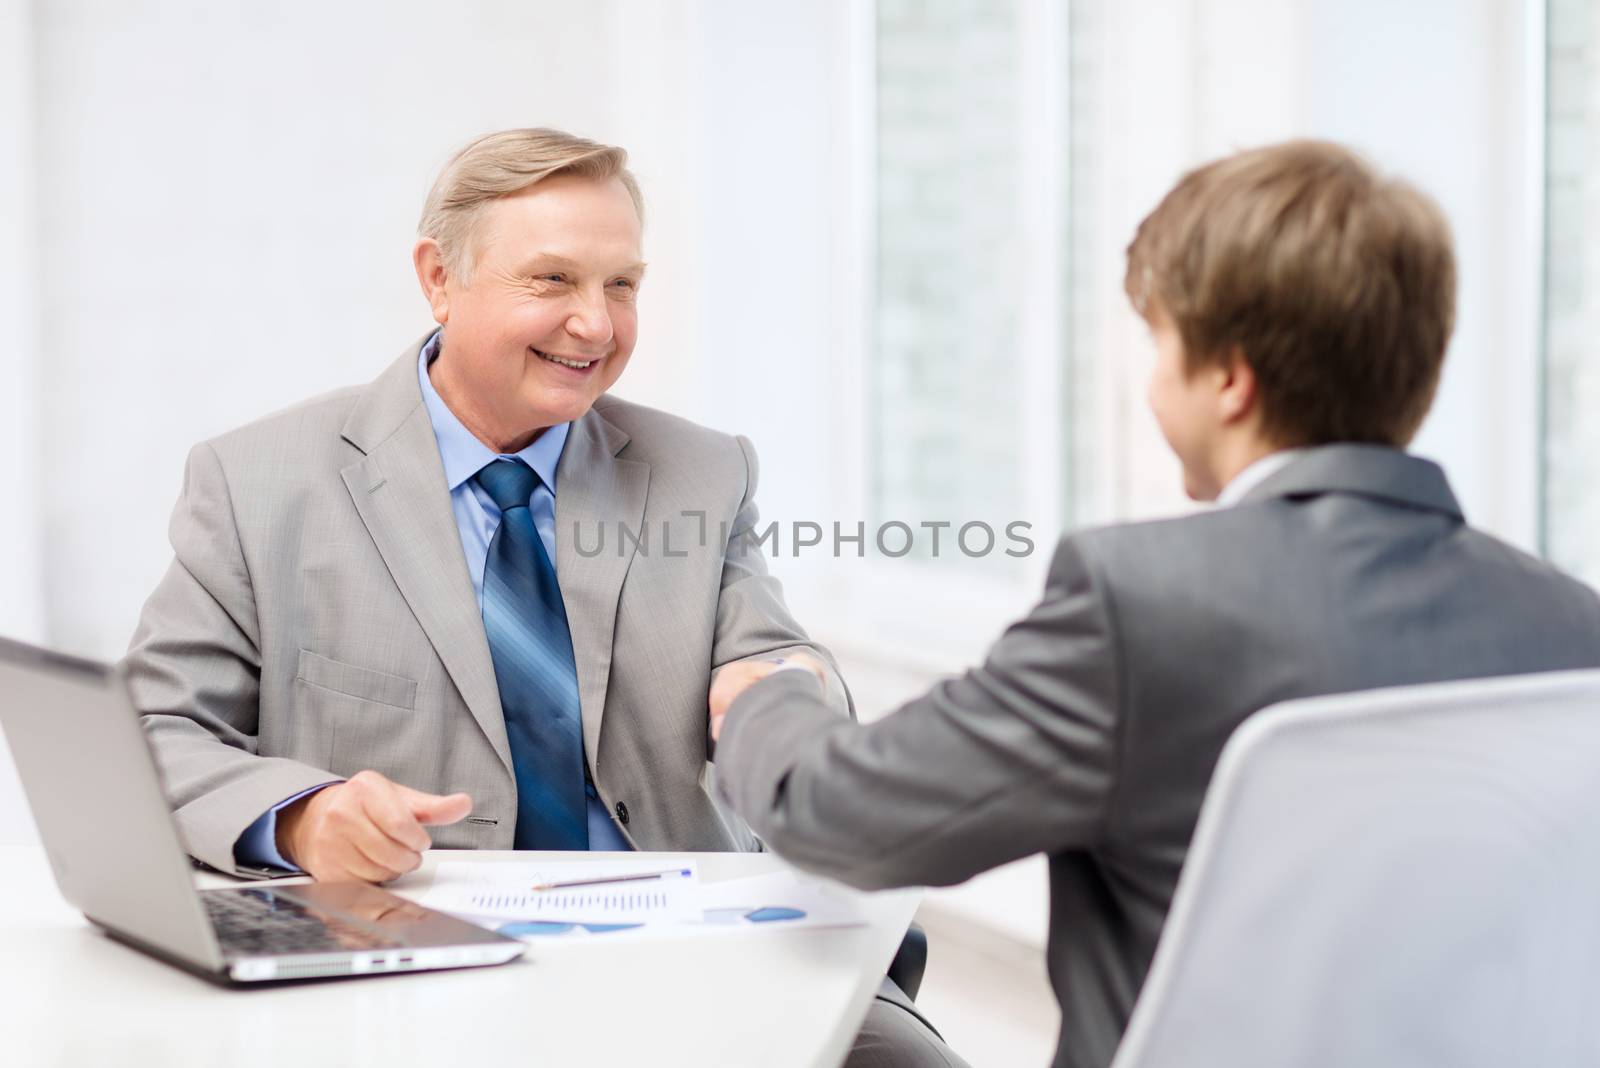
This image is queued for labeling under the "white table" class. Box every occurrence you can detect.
[0,845,920,1068]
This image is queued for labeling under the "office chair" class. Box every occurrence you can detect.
[1111,669,1600,1068]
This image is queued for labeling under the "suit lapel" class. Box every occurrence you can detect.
[338,340,513,780]
[555,407,650,765]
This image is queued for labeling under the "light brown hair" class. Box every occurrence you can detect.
[418,127,644,282]
[1124,140,1456,447]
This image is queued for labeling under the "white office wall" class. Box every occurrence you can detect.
[30,0,660,659]
[0,0,44,849]
[0,0,44,645]
[19,0,846,660]
[675,0,854,519]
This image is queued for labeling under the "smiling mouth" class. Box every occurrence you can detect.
[532,348,601,371]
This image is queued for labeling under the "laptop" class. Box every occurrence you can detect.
[0,635,524,983]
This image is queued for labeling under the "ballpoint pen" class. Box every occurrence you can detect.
[530,868,693,892]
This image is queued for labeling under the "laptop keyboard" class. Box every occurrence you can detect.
[204,888,402,956]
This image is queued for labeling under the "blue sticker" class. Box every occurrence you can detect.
[745,907,806,923]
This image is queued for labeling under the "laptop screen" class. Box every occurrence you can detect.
[0,637,223,970]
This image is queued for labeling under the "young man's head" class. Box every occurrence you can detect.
[1124,140,1457,500]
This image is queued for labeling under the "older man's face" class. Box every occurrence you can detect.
[431,173,644,447]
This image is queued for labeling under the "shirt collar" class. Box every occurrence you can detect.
[1216,448,1307,508]
[417,330,570,495]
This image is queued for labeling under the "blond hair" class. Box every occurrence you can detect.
[418,127,643,281]
[1125,140,1456,447]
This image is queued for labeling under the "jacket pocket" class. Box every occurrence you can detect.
[295,649,418,711]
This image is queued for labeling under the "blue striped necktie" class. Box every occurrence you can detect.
[474,458,589,850]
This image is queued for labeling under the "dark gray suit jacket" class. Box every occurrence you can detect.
[716,446,1600,1068]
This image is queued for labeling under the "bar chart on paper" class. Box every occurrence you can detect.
[421,860,702,925]
[469,882,685,917]
[420,859,871,942]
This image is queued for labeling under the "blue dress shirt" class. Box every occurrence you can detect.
[234,330,631,870]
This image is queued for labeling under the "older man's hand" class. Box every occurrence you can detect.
[276,770,472,883]
[709,653,828,742]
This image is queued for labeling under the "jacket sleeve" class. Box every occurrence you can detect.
[122,441,341,875]
[708,435,853,720]
[714,535,1120,890]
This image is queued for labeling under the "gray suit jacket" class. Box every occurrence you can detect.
[125,334,850,875]
[715,445,1600,1068]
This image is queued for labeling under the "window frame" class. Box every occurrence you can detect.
[810,0,1073,668]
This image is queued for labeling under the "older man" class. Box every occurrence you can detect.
[125,128,960,1067]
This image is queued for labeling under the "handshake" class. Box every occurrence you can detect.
[707,651,829,741]
[276,651,827,885]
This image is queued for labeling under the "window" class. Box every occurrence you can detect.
[1544,0,1600,588]
[870,0,1072,574]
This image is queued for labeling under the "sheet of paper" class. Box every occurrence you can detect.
[693,870,867,932]
[420,859,701,925]
[419,860,870,941]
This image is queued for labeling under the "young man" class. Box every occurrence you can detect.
[706,140,1600,1068]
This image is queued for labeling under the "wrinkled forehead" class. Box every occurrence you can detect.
[470,175,644,273]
